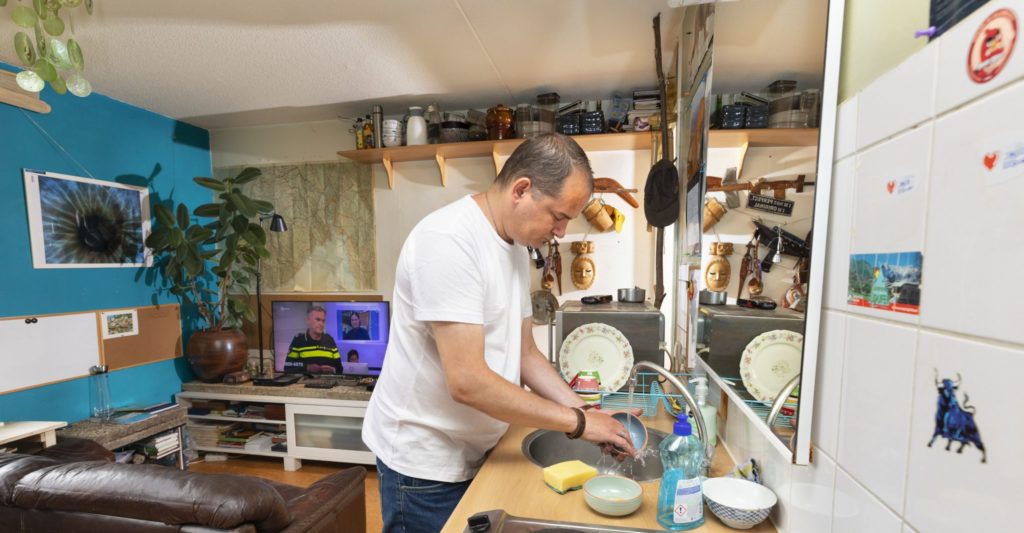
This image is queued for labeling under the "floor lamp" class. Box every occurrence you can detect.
[257,213,287,377]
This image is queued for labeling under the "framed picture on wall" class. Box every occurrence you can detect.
[23,170,152,268]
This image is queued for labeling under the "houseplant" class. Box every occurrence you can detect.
[145,167,274,382]
[6,0,95,97]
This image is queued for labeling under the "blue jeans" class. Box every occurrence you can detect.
[377,459,472,533]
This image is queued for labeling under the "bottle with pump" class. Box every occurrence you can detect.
[657,413,705,530]
[693,377,717,448]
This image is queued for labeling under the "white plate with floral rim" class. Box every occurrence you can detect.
[558,323,634,392]
[740,329,803,403]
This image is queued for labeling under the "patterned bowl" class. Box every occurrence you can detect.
[702,477,777,529]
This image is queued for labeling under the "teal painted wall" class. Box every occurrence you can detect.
[0,63,210,423]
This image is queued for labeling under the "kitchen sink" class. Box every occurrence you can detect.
[521,428,667,482]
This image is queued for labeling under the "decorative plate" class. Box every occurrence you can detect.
[559,323,634,392]
[739,329,803,403]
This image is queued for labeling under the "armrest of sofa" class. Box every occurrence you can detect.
[12,462,293,532]
[280,466,366,533]
[38,437,115,463]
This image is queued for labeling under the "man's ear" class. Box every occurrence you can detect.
[511,177,532,201]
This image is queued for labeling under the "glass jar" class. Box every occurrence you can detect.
[89,365,112,419]
[486,104,514,140]
[425,103,442,144]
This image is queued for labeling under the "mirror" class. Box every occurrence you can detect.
[672,0,845,465]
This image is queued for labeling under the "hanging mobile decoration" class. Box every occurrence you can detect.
[570,240,596,290]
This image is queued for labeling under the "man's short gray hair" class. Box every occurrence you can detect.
[495,133,593,197]
[307,306,326,316]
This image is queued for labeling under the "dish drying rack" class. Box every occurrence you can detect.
[598,372,796,430]
[599,372,697,417]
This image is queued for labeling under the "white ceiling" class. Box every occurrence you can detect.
[0,0,828,130]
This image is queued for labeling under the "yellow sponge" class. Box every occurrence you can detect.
[543,460,598,494]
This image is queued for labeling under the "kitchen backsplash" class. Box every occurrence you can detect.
[717,2,1024,532]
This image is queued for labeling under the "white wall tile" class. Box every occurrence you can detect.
[822,158,854,310]
[834,96,858,161]
[789,450,836,533]
[759,433,793,532]
[848,125,932,325]
[832,468,902,533]
[837,317,916,513]
[856,45,937,150]
[935,2,1024,114]
[811,311,846,459]
[920,81,1024,345]
[904,332,1023,533]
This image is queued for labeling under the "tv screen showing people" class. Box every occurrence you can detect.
[271,300,389,376]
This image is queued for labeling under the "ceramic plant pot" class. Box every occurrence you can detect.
[186,329,248,382]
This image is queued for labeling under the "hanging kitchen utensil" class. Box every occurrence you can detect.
[644,13,678,309]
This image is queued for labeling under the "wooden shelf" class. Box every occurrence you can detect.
[0,70,50,114]
[337,128,817,189]
[187,414,286,424]
[195,445,287,458]
[708,128,819,148]
[338,132,653,189]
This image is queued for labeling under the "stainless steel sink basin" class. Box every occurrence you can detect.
[521,428,667,482]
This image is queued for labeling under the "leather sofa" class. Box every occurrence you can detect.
[0,438,365,532]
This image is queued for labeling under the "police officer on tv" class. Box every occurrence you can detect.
[284,306,340,373]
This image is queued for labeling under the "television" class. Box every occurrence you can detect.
[271,300,389,376]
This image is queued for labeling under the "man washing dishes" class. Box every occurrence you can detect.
[363,133,637,533]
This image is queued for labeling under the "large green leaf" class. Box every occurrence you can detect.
[154,204,175,227]
[193,203,220,217]
[228,193,256,218]
[230,215,249,234]
[176,203,190,228]
[246,223,267,245]
[145,226,171,249]
[42,14,64,36]
[193,177,226,191]
[232,167,262,184]
[251,199,274,213]
[12,7,38,28]
[14,32,35,65]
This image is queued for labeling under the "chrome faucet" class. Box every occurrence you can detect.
[628,361,714,462]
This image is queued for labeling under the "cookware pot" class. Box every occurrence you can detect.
[617,287,646,303]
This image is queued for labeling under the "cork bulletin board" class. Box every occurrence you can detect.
[100,304,182,371]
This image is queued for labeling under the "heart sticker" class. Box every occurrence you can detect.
[983,152,998,170]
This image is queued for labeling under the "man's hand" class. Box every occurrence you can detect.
[580,410,636,459]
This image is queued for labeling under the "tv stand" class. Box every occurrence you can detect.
[177,381,373,471]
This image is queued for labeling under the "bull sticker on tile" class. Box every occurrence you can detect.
[927,370,987,463]
[978,138,1024,186]
[967,8,1018,84]
[848,252,922,315]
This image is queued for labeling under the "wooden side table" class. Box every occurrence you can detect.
[0,421,67,449]
[59,406,188,469]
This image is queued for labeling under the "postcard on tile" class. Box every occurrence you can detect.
[848,252,923,315]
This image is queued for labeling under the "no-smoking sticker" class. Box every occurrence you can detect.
[967,9,1018,84]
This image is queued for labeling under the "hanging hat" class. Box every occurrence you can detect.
[644,158,680,228]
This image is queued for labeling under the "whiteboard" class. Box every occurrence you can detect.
[0,313,101,394]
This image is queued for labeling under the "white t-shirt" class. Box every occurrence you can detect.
[362,195,533,482]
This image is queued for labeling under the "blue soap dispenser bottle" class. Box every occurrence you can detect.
[656,412,705,530]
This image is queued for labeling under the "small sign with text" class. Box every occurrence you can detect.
[747,193,794,216]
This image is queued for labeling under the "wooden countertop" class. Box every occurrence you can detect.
[181,380,372,402]
[442,414,777,532]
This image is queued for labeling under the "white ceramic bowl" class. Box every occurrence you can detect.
[702,477,777,529]
[583,475,643,516]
